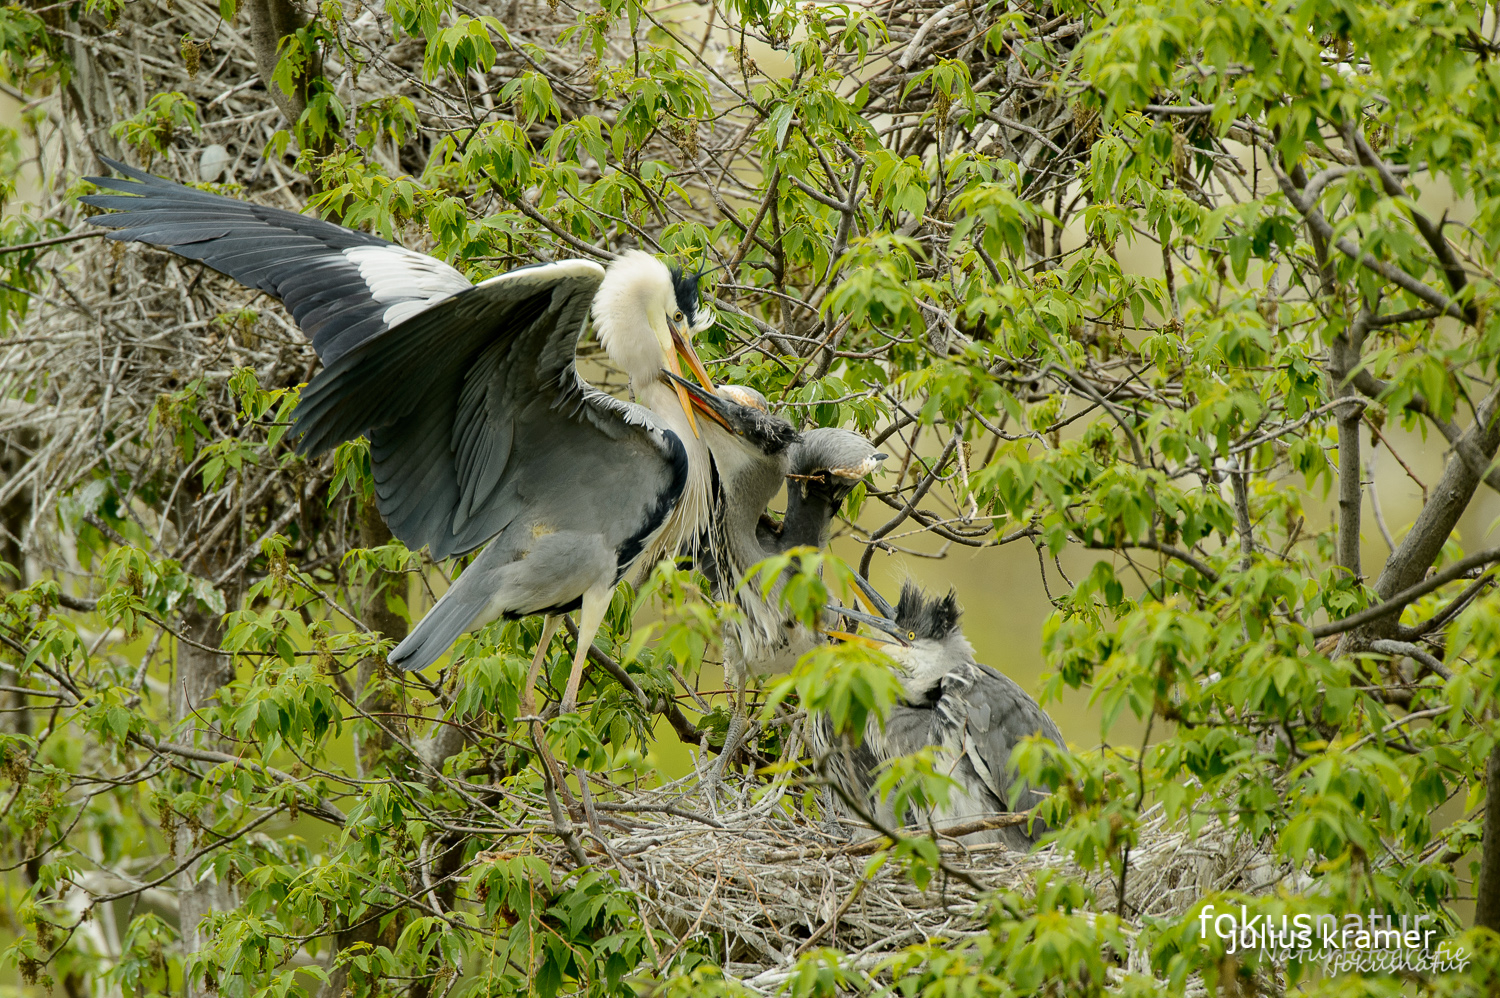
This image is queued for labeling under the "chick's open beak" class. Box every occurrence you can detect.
[662,370,734,432]
[821,630,888,648]
[818,577,911,648]
[849,572,898,620]
[824,606,911,646]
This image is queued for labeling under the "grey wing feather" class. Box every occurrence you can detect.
[871,661,1063,846]
[387,562,498,672]
[80,157,470,365]
[292,260,613,559]
[87,160,691,674]
[388,412,683,671]
[943,662,1064,834]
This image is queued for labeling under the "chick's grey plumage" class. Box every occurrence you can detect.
[673,378,885,679]
[83,159,712,699]
[828,584,1064,849]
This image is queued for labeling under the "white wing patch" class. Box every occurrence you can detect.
[343,245,473,326]
[476,258,606,288]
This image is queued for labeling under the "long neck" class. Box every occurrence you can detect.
[780,481,839,551]
[636,377,714,563]
[711,443,787,595]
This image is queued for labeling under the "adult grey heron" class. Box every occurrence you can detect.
[826,582,1064,848]
[82,158,721,714]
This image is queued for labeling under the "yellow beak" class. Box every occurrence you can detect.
[820,629,888,648]
[665,350,701,438]
[850,583,882,616]
[668,316,717,439]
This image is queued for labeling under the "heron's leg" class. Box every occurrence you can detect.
[559,585,611,715]
[520,615,562,716]
[709,666,750,791]
[519,616,586,827]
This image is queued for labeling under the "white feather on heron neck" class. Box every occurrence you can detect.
[594,250,677,386]
[591,249,714,566]
[887,631,975,702]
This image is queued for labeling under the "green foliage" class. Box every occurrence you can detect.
[110,92,202,158]
[7,0,1500,994]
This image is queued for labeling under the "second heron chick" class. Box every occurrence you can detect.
[824,583,1065,849]
[671,375,886,683]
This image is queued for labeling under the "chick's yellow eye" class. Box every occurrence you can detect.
[907,631,916,640]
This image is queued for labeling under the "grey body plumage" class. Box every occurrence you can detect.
[669,377,885,680]
[827,583,1065,849]
[84,158,720,712]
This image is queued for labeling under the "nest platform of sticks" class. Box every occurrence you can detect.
[517,759,1294,992]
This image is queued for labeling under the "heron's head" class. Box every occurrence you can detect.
[594,250,718,434]
[828,580,973,691]
[666,373,796,462]
[788,428,887,508]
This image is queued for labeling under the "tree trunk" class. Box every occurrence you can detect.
[1475,738,1500,931]
[353,499,406,774]
[174,606,234,998]
[243,0,323,143]
[318,501,410,998]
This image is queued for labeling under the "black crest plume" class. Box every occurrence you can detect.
[895,582,963,640]
[668,262,703,325]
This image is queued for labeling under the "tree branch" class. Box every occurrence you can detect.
[1368,386,1500,618]
[1311,546,1500,638]
[1349,129,1475,319]
[1272,163,1468,322]
[1332,306,1372,579]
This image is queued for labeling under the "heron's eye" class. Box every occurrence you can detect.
[673,310,685,323]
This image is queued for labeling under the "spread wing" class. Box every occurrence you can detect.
[290,260,625,558]
[81,157,471,365]
[81,160,670,563]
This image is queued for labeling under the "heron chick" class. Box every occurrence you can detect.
[824,582,1065,849]
[671,375,885,681]
[671,376,885,774]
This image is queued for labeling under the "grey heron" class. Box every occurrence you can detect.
[673,378,885,676]
[825,582,1065,848]
[82,158,721,715]
[671,377,885,758]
